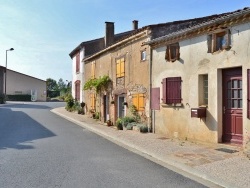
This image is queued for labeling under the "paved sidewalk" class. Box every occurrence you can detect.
[52,107,250,188]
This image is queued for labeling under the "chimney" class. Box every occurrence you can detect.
[105,22,114,47]
[132,20,138,30]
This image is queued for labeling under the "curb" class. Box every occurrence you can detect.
[51,108,238,188]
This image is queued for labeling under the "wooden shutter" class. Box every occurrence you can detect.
[90,93,96,110]
[166,77,182,104]
[116,59,121,78]
[138,94,145,111]
[223,29,231,49]
[151,87,160,110]
[132,94,139,110]
[176,44,180,60]
[76,52,80,72]
[248,69,250,119]
[207,35,212,53]
[75,80,80,101]
[120,58,125,77]
[165,46,170,62]
[161,78,167,103]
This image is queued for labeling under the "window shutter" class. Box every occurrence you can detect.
[138,94,145,111]
[116,59,121,78]
[161,78,167,103]
[132,94,139,110]
[166,77,182,104]
[207,35,212,53]
[223,29,231,49]
[91,93,96,110]
[165,46,170,62]
[248,69,250,119]
[76,52,80,72]
[120,58,125,77]
[176,44,180,60]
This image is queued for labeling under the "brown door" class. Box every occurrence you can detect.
[222,68,243,144]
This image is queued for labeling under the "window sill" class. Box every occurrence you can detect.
[161,103,183,108]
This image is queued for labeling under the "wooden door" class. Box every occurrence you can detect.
[222,68,242,144]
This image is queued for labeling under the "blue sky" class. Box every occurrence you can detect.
[0,0,249,82]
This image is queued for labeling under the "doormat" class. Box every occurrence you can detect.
[215,148,239,154]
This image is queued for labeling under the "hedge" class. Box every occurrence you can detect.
[6,94,31,101]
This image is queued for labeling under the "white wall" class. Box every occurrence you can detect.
[6,70,46,101]
[72,48,85,102]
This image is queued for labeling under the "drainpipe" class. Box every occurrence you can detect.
[148,45,153,133]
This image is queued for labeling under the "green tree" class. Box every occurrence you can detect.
[46,78,58,91]
[58,78,66,91]
[46,78,59,98]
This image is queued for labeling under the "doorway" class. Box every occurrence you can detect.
[222,67,242,144]
[117,95,125,118]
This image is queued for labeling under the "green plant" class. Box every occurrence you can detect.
[120,116,136,128]
[65,94,75,111]
[139,124,148,133]
[6,94,31,101]
[0,94,6,104]
[126,122,137,130]
[116,118,123,130]
[129,105,141,122]
[94,112,100,119]
[83,75,111,94]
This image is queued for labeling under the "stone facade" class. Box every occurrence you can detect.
[148,8,250,145]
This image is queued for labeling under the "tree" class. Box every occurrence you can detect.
[58,78,66,91]
[46,78,59,98]
[46,78,58,91]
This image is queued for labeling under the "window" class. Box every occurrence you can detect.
[132,93,145,111]
[207,29,231,53]
[91,61,96,79]
[141,50,146,61]
[199,75,208,106]
[76,52,80,73]
[75,80,80,101]
[165,43,180,62]
[162,77,182,104]
[116,58,125,78]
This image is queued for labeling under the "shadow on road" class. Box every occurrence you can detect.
[0,107,56,150]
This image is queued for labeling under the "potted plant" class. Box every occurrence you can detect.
[111,100,115,104]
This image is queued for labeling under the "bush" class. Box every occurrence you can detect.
[139,124,148,133]
[65,94,75,111]
[126,122,137,130]
[116,118,123,130]
[7,94,31,101]
[0,94,6,104]
[120,116,136,128]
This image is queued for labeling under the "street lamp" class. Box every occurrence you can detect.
[5,48,14,96]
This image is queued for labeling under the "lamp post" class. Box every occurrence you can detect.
[5,48,14,96]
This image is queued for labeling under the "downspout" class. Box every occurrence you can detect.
[148,45,153,133]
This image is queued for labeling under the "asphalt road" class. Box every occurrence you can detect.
[0,102,207,188]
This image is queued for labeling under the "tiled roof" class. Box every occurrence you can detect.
[146,7,250,45]
[69,30,135,59]
[70,7,249,59]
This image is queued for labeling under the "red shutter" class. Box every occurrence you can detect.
[166,77,182,104]
[151,87,160,110]
[248,69,250,119]
[76,52,80,72]
[162,78,167,103]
